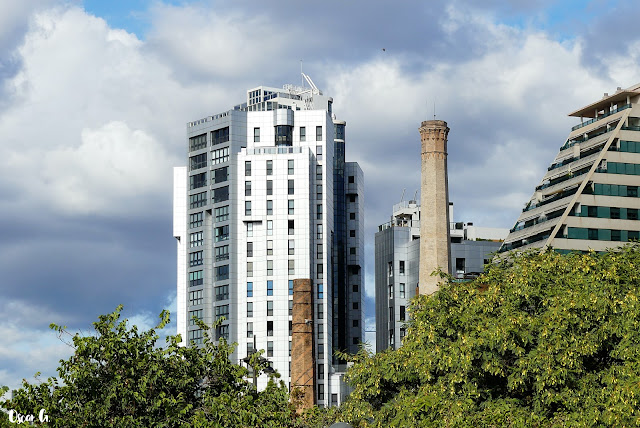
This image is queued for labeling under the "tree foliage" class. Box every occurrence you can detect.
[1,306,296,427]
[335,245,640,427]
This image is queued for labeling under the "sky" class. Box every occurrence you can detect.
[1,0,639,392]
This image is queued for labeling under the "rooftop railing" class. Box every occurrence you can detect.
[571,103,631,131]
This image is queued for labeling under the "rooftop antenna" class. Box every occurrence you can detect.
[433,99,436,120]
[414,189,418,201]
[400,188,406,202]
[300,60,303,88]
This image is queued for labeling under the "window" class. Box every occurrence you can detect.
[247,222,253,237]
[247,302,253,317]
[399,283,405,299]
[389,283,394,299]
[317,283,323,299]
[318,324,324,339]
[399,261,405,274]
[289,280,294,296]
[267,280,273,296]
[214,205,229,222]
[189,251,203,267]
[267,260,273,276]
[189,290,203,306]
[215,285,229,301]
[316,126,322,141]
[348,175,355,184]
[317,244,323,259]
[318,363,324,377]
[350,229,356,238]
[288,159,294,175]
[629,230,639,241]
[316,145,323,161]
[267,341,273,357]
[188,329,203,345]
[189,191,207,208]
[588,228,598,240]
[267,220,273,236]
[189,270,203,287]
[245,161,251,176]
[300,126,306,141]
[267,200,273,215]
[215,304,229,321]
[611,229,622,241]
[288,179,294,195]
[267,301,274,316]
[316,224,322,239]
[288,239,295,255]
[316,165,322,181]
[215,225,229,242]
[352,283,359,292]
[190,153,207,170]
[628,208,639,220]
[388,261,393,276]
[611,207,621,219]
[349,195,356,203]
[353,302,359,310]
[267,240,273,255]
[350,212,356,220]
[189,133,207,151]
[317,303,324,319]
[629,186,639,197]
[288,260,295,275]
[289,299,293,316]
[254,127,260,142]
[247,262,253,277]
[317,264,323,279]
[289,220,295,235]
[190,231,203,247]
[247,282,253,297]
[266,160,273,175]
[316,184,322,199]
[245,181,251,196]
[266,179,273,195]
[216,265,229,280]
[247,242,253,257]
[216,325,229,341]
[188,309,203,326]
[389,306,394,323]
[318,345,324,358]
[400,306,406,321]
[267,321,274,336]
[212,147,229,164]
[318,384,324,401]
[587,206,597,217]
[213,186,229,203]
[212,127,229,145]
[331,394,338,406]
[400,327,406,341]
[189,212,203,228]
[245,201,251,216]
[247,322,253,338]
[288,200,294,215]
[353,319,359,327]
[247,342,254,355]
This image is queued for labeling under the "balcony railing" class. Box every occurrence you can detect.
[571,103,631,131]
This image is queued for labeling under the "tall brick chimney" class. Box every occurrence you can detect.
[290,278,315,411]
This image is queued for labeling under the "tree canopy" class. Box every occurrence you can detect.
[335,245,640,427]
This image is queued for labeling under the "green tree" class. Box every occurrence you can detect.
[335,245,640,427]
[1,306,296,427]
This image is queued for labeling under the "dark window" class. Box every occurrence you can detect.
[288,220,295,235]
[215,285,229,301]
[628,208,639,220]
[350,247,356,255]
[628,186,638,197]
[216,265,229,280]
[214,205,229,222]
[254,127,260,142]
[288,200,294,215]
[189,251,203,267]
[317,204,323,220]
[213,186,229,203]
[400,306,406,321]
[189,212,203,228]
[215,304,229,321]
[316,126,322,141]
[288,179,294,195]
[399,260,405,274]
[189,134,207,151]
[350,212,356,220]
[215,245,229,261]
[190,153,207,170]
[629,230,639,241]
[214,167,228,183]
[588,228,599,240]
[348,175,355,183]
[349,195,356,203]
[215,225,229,242]
[266,180,273,195]
[275,125,293,146]
[245,161,251,176]
[353,319,359,327]
[189,173,206,190]
[611,229,622,241]
[300,126,306,142]
[211,127,229,145]
[189,271,203,287]
[245,181,251,196]
[611,207,621,219]
[188,309,202,326]
[288,160,294,175]
[316,165,322,180]
[247,242,253,257]
[266,160,273,175]
[216,324,229,341]
[267,321,273,336]
[456,258,465,273]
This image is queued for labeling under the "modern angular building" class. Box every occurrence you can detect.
[375,200,506,351]
[500,84,640,253]
[173,76,364,406]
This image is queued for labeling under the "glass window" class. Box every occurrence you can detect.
[215,305,229,321]
[188,329,203,345]
[247,242,253,257]
[288,260,295,275]
[350,229,356,238]
[400,306,406,321]
[216,265,229,280]
[267,200,273,215]
[267,321,273,336]
[267,180,273,195]
[300,126,306,142]
[247,282,253,297]
[267,220,273,236]
[189,270,203,287]
[316,145,323,161]
[254,127,260,142]
[212,147,229,164]
[213,186,229,203]
[399,260,405,275]
[348,175,355,183]
[267,240,273,255]
[189,173,207,190]
[399,283,405,299]
[245,201,251,216]
[350,212,356,220]
[317,283,323,299]
[316,184,322,199]
[211,127,229,145]
[267,300,273,316]
[189,212,203,228]
[289,299,293,316]
[216,325,229,341]
[245,161,251,176]
[628,208,639,220]
[267,260,273,276]
[289,280,294,296]
[317,244,323,259]
[318,324,324,340]
[317,303,323,319]
[288,200,294,215]
[316,126,322,141]
[389,283,394,299]
[214,205,229,222]
[247,302,253,317]
[215,225,229,242]
[266,160,273,175]
[189,251,203,267]
[247,222,253,237]
[189,290,203,306]
[289,220,295,235]
[190,231,203,247]
[317,224,323,239]
[267,280,273,296]
[288,179,294,195]
[247,262,253,277]
[215,285,229,301]
[288,239,294,255]
[188,309,202,326]
[189,133,207,151]
[317,264,323,279]
[189,192,207,208]
[611,207,621,219]
[247,322,253,338]
[267,341,273,357]
[190,153,207,171]
[316,165,322,180]
[288,159,294,175]
[245,181,251,196]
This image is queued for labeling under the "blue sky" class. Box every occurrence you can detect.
[1,0,639,392]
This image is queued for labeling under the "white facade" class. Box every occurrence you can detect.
[174,79,364,406]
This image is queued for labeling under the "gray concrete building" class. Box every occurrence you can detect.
[173,75,364,406]
[375,201,507,351]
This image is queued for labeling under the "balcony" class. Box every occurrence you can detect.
[571,103,631,131]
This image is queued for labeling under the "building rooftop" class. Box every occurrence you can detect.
[569,83,640,118]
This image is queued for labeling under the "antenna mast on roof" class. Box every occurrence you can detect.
[300,60,303,88]
[401,188,405,202]
[301,73,320,95]
[414,189,418,202]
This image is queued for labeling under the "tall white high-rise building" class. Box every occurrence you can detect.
[173,76,364,406]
